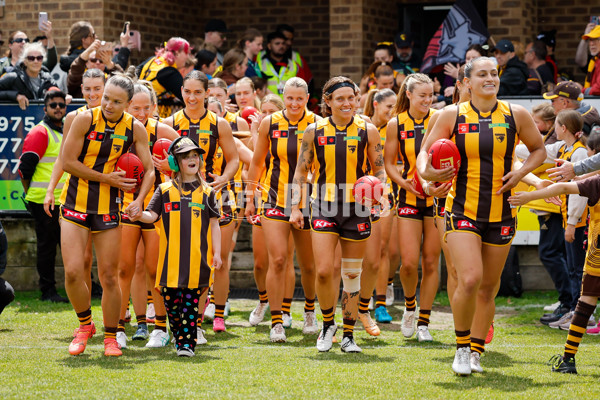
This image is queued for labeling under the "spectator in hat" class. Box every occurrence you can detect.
[544,81,600,136]
[392,32,421,74]
[575,22,598,69]
[204,19,229,66]
[524,40,555,95]
[493,39,529,96]
[581,25,600,96]
[537,29,558,82]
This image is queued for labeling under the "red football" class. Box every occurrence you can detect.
[412,170,429,198]
[429,138,461,182]
[115,153,144,193]
[353,175,384,206]
[152,138,172,160]
[240,106,259,124]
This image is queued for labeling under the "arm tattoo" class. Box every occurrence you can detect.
[291,176,307,206]
[374,154,384,167]
[374,143,384,152]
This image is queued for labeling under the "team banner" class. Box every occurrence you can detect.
[420,0,489,74]
[0,101,82,211]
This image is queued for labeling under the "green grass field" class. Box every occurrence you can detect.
[1,290,599,399]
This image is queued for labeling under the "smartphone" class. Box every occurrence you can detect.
[38,12,48,31]
[591,16,600,25]
[128,30,141,50]
[122,21,130,35]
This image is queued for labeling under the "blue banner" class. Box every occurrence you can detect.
[0,101,85,211]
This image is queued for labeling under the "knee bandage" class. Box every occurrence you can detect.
[341,258,362,293]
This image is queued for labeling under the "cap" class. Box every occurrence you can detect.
[172,137,205,155]
[492,39,514,53]
[542,81,584,101]
[394,32,413,48]
[537,30,556,47]
[583,25,600,40]
[205,19,229,33]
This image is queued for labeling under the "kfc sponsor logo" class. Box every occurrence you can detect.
[501,226,513,236]
[87,131,105,141]
[318,136,336,145]
[458,220,476,229]
[103,214,111,222]
[357,222,369,232]
[265,208,286,218]
[64,209,87,221]
[398,207,418,216]
[272,130,288,138]
[164,203,172,213]
[458,123,479,134]
[439,207,445,216]
[313,219,336,229]
[400,131,407,140]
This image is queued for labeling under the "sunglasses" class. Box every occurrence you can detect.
[47,102,66,109]
[26,55,44,62]
[11,38,29,44]
[89,58,103,64]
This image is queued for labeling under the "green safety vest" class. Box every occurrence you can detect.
[256,51,299,97]
[25,122,66,204]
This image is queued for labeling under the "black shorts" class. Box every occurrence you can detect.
[580,273,600,297]
[219,190,237,227]
[444,212,516,246]
[60,206,120,232]
[262,205,310,231]
[371,205,381,223]
[121,212,156,231]
[396,201,434,220]
[434,197,446,219]
[310,201,371,241]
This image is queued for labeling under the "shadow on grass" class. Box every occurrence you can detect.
[0,328,13,333]
[59,349,221,369]
[434,370,565,392]
[304,352,396,363]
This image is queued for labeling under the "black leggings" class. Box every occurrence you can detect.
[161,287,205,351]
[0,278,15,315]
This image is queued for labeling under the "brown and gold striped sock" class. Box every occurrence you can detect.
[282,298,292,316]
[271,310,283,327]
[259,290,268,304]
[564,301,595,359]
[404,295,417,312]
[417,309,431,327]
[136,314,147,326]
[304,297,315,313]
[117,319,125,333]
[215,304,225,319]
[471,337,485,355]
[455,329,470,349]
[387,276,394,285]
[321,307,335,328]
[104,326,117,340]
[342,318,356,338]
[147,291,153,305]
[77,308,92,326]
[358,297,370,314]
[375,295,386,308]
[155,315,167,332]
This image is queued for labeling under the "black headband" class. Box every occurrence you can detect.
[325,81,355,95]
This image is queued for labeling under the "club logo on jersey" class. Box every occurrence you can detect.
[458,123,480,134]
[193,209,200,218]
[357,222,370,232]
[200,138,209,146]
[113,144,122,153]
[348,145,356,153]
[87,131,105,141]
[265,208,286,218]
[313,219,336,229]
[64,209,87,221]
[215,152,222,159]
[495,132,506,143]
[501,226,514,236]
[318,136,336,146]
[399,130,415,140]
[272,130,289,138]
[457,220,476,229]
[398,207,418,216]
